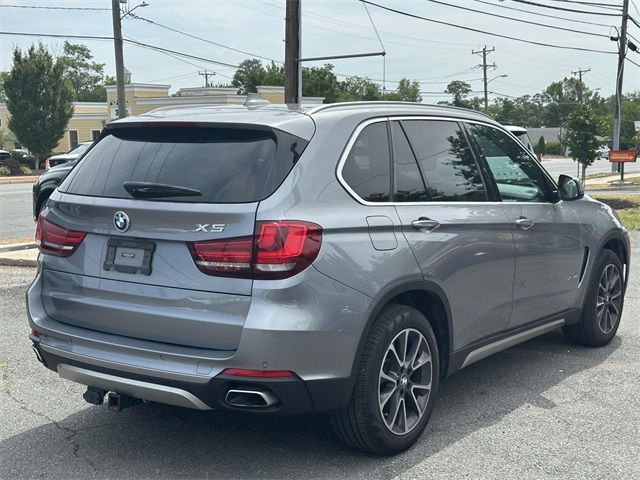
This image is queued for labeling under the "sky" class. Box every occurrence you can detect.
[1,0,639,104]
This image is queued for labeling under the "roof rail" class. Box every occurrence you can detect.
[306,101,494,120]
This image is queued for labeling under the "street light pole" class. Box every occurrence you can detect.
[111,0,127,119]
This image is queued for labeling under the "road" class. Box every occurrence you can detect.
[1,237,639,479]
[541,157,640,179]
[0,183,34,241]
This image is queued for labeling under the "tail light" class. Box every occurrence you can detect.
[35,216,86,257]
[188,220,322,280]
[44,158,50,170]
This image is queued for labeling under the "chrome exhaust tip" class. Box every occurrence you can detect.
[225,388,278,408]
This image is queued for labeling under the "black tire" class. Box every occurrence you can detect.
[563,249,624,347]
[331,304,439,456]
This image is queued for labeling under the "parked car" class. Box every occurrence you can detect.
[597,144,610,159]
[45,141,92,170]
[12,148,36,164]
[28,102,630,456]
[32,162,76,218]
[504,125,534,153]
[0,149,11,163]
[0,149,21,174]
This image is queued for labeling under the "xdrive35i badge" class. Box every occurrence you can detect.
[113,211,130,232]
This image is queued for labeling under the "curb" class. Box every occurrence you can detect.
[0,175,38,185]
[0,255,37,267]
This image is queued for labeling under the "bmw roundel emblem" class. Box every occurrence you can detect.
[113,211,130,232]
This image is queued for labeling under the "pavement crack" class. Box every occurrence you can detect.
[1,366,98,475]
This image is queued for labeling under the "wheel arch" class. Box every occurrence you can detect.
[350,280,453,380]
[597,229,630,290]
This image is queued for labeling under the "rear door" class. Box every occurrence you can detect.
[391,119,516,351]
[41,124,308,350]
[466,123,583,328]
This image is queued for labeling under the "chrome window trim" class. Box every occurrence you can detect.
[336,115,560,207]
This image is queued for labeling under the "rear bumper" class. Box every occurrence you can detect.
[27,266,370,414]
[33,342,355,414]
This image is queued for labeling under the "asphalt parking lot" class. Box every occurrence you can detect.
[1,239,638,479]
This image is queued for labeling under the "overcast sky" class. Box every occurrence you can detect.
[1,0,639,103]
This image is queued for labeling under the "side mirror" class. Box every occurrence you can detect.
[558,174,584,201]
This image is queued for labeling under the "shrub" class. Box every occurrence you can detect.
[0,165,11,176]
[19,164,32,175]
[545,140,564,155]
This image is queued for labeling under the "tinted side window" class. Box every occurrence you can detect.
[391,121,428,202]
[469,124,551,202]
[342,122,391,202]
[402,120,487,202]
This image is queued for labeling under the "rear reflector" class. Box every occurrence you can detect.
[35,216,86,257]
[222,368,294,378]
[188,220,322,280]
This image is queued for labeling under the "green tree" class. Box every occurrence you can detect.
[60,41,107,101]
[444,81,472,107]
[0,128,17,150]
[336,76,382,101]
[384,78,421,102]
[4,43,74,168]
[232,59,271,94]
[565,104,607,184]
[0,71,8,102]
[537,136,546,157]
[302,64,339,103]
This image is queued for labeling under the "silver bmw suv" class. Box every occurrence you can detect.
[27,101,630,455]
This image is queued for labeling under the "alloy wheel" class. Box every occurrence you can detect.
[596,264,622,335]
[378,328,433,435]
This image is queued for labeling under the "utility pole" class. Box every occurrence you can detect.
[612,0,629,177]
[111,0,127,119]
[199,71,215,88]
[284,0,301,104]
[571,67,590,103]
[472,46,496,112]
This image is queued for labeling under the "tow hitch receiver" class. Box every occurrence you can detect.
[83,387,106,405]
[108,392,142,412]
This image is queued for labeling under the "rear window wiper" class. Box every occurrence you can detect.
[122,181,202,199]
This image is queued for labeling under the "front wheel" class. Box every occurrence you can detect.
[564,249,624,347]
[331,304,439,455]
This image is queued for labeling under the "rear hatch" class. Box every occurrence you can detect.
[39,122,309,351]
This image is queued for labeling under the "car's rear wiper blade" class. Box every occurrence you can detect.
[122,181,202,199]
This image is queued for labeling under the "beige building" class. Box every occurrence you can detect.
[0,84,323,154]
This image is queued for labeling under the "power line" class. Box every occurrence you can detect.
[628,57,640,67]
[545,0,622,10]
[471,0,614,27]
[359,0,617,54]
[361,1,386,92]
[0,4,110,11]
[124,12,281,64]
[510,0,622,16]
[424,0,610,38]
[0,30,239,68]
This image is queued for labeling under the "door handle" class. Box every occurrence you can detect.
[411,217,440,232]
[514,217,535,230]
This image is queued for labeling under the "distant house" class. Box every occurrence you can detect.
[0,84,324,154]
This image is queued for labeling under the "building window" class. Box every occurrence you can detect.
[91,130,100,141]
[69,130,79,149]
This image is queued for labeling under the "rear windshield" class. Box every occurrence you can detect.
[59,126,308,203]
